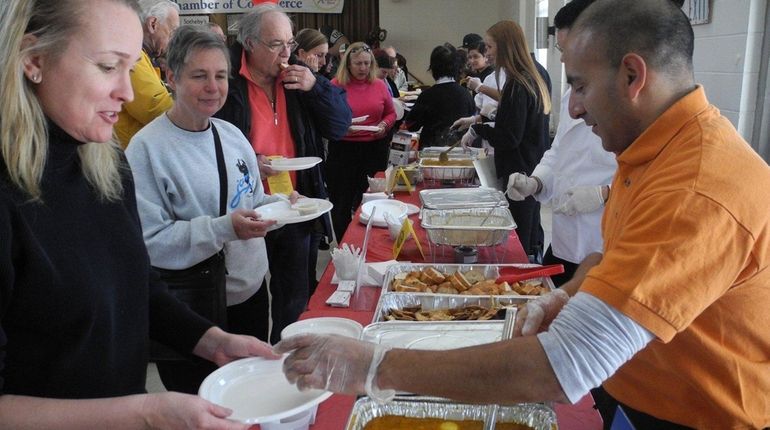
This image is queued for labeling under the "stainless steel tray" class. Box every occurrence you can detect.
[419,155,477,181]
[421,208,516,247]
[345,396,558,430]
[361,320,505,349]
[381,263,555,296]
[420,188,509,210]
[373,292,527,323]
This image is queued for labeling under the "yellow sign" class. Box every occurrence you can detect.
[392,218,424,260]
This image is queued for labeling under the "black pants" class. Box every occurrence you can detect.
[507,195,544,260]
[325,138,389,242]
[542,245,579,287]
[591,386,695,430]
[156,282,270,394]
[266,222,311,344]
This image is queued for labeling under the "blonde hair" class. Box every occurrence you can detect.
[0,0,138,201]
[487,21,551,115]
[335,42,378,86]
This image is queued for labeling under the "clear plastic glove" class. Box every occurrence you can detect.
[275,334,395,402]
[554,185,605,216]
[512,288,570,336]
[466,77,482,92]
[479,103,497,120]
[460,127,477,150]
[505,173,539,201]
[451,115,476,131]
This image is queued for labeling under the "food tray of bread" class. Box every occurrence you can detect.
[383,264,553,297]
[373,292,527,323]
[361,320,505,350]
[345,396,557,430]
[421,208,516,247]
[420,188,509,210]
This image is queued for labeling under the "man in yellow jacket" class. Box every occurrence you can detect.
[115,0,179,148]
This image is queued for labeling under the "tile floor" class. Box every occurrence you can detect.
[145,205,553,393]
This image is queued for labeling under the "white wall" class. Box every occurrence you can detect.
[379,0,534,85]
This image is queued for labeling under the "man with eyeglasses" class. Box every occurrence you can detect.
[216,4,351,344]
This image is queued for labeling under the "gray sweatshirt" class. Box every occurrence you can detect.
[126,114,280,305]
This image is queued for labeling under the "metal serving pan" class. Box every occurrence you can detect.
[345,396,558,430]
[372,292,528,323]
[381,263,555,296]
[361,320,505,350]
[421,208,516,247]
[419,188,509,210]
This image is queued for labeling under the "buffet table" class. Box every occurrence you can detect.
[299,184,603,430]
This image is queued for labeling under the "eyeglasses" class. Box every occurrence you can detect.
[347,45,372,56]
[258,39,298,53]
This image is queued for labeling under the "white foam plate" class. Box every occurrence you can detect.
[349,125,381,132]
[198,357,332,424]
[351,115,369,124]
[359,200,408,227]
[281,317,363,340]
[269,157,322,172]
[405,203,420,216]
[255,198,332,226]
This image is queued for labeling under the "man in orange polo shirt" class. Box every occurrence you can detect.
[275,1,770,428]
[216,4,351,344]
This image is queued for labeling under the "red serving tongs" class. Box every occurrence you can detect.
[495,264,564,284]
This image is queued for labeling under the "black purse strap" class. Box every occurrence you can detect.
[211,122,227,217]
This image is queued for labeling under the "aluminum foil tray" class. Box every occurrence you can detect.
[419,157,477,181]
[381,263,556,295]
[345,396,558,430]
[420,188,509,210]
[421,208,516,246]
[373,292,527,323]
[361,320,505,349]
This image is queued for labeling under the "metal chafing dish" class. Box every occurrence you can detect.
[345,396,558,430]
[372,292,528,323]
[380,263,555,295]
[421,207,516,247]
[420,188,509,210]
[418,147,479,184]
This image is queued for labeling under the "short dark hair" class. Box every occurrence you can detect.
[574,0,693,76]
[466,40,486,55]
[429,43,462,81]
[553,0,595,30]
[373,48,394,70]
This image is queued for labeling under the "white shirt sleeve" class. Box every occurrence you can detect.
[536,292,655,403]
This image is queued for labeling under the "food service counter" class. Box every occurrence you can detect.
[298,184,602,430]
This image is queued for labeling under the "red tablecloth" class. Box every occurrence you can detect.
[301,185,602,430]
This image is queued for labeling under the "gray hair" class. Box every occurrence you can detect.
[137,0,179,24]
[236,3,292,51]
[166,25,230,77]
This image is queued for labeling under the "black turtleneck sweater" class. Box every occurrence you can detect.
[0,123,212,398]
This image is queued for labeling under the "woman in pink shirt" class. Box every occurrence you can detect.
[328,42,396,240]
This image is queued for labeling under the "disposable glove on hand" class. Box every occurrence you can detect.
[506,173,539,201]
[466,77,483,92]
[460,127,477,149]
[275,334,395,402]
[554,185,605,216]
[479,103,497,120]
[451,115,476,131]
[513,288,570,336]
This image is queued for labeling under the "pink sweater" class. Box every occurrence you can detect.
[332,77,396,142]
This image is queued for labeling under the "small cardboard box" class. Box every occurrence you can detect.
[388,131,419,166]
